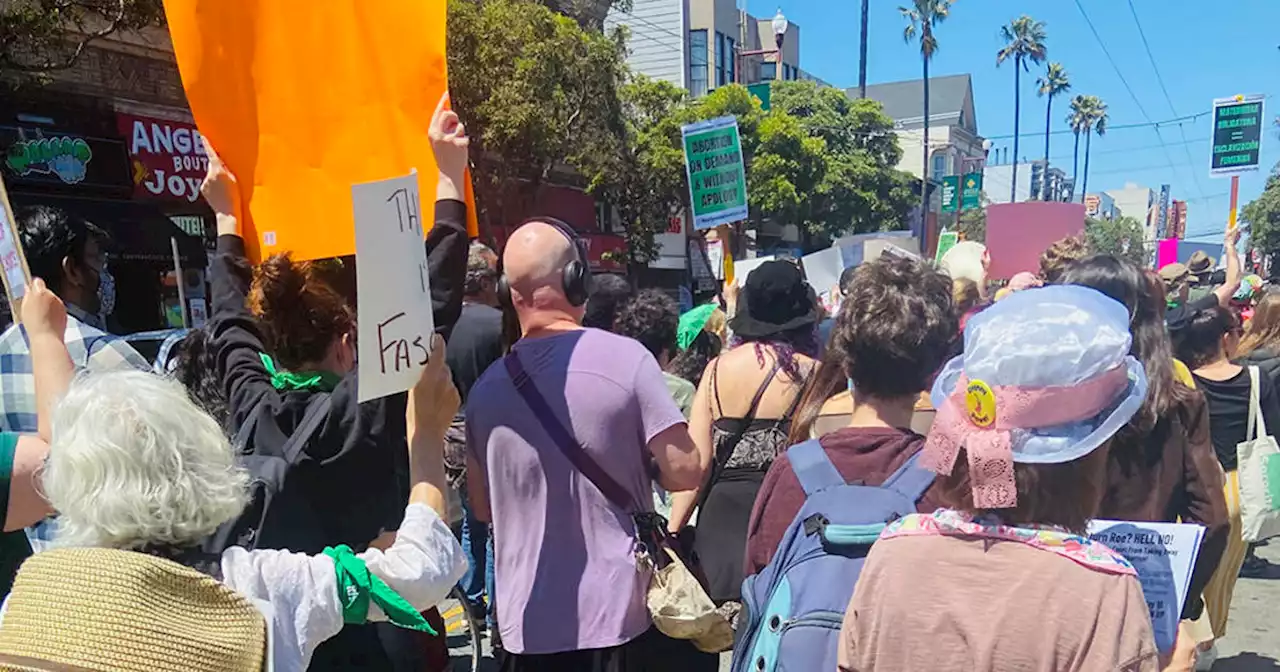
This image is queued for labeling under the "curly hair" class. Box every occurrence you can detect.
[613,289,680,361]
[583,274,634,331]
[1039,235,1091,284]
[170,329,230,428]
[789,255,956,441]
[248,253,355,370]
[44,371,249,550]
[668,330,722,387]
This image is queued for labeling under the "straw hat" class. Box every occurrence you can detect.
[0,547,265,672]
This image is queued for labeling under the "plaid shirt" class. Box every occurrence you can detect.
[0,309,149,434]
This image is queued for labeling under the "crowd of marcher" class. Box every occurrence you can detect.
[0,88,1271,671]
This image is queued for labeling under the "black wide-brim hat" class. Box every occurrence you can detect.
[729,259,820,339]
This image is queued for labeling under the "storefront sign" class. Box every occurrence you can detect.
[118,114,209,202]
[682,116,748,230]
[4,132,93,185]
[650,208,687,270]
[0,127,131,193]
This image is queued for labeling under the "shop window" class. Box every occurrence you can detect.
[715,32,725,87]
[690,30,708,97]
[761,61,776,81]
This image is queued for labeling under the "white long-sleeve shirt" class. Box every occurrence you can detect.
[221,503,468,670]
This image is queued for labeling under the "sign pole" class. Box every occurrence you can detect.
[1228,175,1241,231]
[170,237,190,329]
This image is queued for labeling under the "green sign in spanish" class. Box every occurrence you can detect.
[960,172,982,210]
[935,231,959,263]
[1211,95,1264,176]
[941,175,959,212]
[682,116,749,230]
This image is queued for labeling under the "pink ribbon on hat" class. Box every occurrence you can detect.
[919,365,1130,509]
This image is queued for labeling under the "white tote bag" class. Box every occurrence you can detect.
[1236,366,1280,542]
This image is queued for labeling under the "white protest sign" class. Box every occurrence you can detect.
[732,255,775,286]
[1087,519,1205,653]
[354,171,434,403]
[0,175,31,321]
[801,246,845,299]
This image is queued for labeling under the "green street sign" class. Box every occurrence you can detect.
[935,231,958,263]
[1211,95,1264,176]
[941,175,959,212]
[682,116,749,230]
[960,172,982,210]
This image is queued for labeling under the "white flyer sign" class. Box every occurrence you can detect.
[353,171,434,403]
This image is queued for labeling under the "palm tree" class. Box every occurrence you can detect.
[900,0,954,221]
[1079,96,1108,198]
[997,15,1047,202]
[1036,62,1070,200]
[1068,94,1089,200]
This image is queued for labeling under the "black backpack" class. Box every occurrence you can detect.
[202,393,332,553]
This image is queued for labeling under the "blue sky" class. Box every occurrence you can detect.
[746,0,1280,239]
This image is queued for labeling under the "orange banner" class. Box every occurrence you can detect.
[163,0,477,263]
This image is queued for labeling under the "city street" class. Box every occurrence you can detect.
[448,541,1280,671]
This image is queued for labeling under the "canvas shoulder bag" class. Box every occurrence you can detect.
[1236,366,1280,542]
[503,351,734,653]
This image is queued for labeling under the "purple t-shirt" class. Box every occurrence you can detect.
[466,328,686,654]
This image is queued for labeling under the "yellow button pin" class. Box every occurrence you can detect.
[965,379,996,428]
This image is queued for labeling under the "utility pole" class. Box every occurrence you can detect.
[858,0,869,98]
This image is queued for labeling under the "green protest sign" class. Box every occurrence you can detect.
[682,116,749,230]
[941,175,959,213]
[935,231,958,263]
[960,172,982,210]
[1211,95,1264,176]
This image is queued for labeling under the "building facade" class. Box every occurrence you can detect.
[851,75,986,186]
[1,28,211,333]
[1084,192,1118,220]
[982,160,1070,205]
[1105,183,1157,244]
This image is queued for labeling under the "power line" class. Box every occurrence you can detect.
[1126,0,1208,201]
[1048,136,1205,162]
[984,110,1209,140]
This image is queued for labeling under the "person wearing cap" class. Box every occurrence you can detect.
[668,260,819,609]
[837,285,1178,671]
[1165,229,1242,330]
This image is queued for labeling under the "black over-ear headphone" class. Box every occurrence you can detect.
[497,216,593,309]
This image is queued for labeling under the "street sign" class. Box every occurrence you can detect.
[747,83,772,111]
[1211,94,1264,176]
[941,175,959,212]
[960,172,982,210]
[682,116,749,230]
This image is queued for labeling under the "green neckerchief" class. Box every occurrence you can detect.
[258,353,342,392]
[323,544,438,634]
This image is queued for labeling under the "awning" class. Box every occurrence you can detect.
[7,194,208,268]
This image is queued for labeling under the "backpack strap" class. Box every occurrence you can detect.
[881,452,935,502]
[282,394,333,464]
[787,439,844,496]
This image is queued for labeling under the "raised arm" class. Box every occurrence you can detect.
[201,143,277,429]
[1213,227,1242,308]
[426,92,472,340]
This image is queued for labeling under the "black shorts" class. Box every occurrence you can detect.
[498,627,718,672]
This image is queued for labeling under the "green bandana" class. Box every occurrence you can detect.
[323,544,438,635]
[677,304,717,351]
[259,353,342,392]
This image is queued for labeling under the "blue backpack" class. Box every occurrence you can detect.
[731,440,934,672]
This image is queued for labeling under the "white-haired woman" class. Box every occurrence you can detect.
[0,283,467,672]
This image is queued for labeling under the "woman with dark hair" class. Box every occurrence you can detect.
[1060,256,1228,630]
[201,96,471,670]
[668,330,722,389]
[667,261,818,608]
[839,285,1178,670]
[1173,305,1280,649]
[745,254,954,577]
[169,329,231,428]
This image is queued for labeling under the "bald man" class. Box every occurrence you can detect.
[464,220,713,671]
